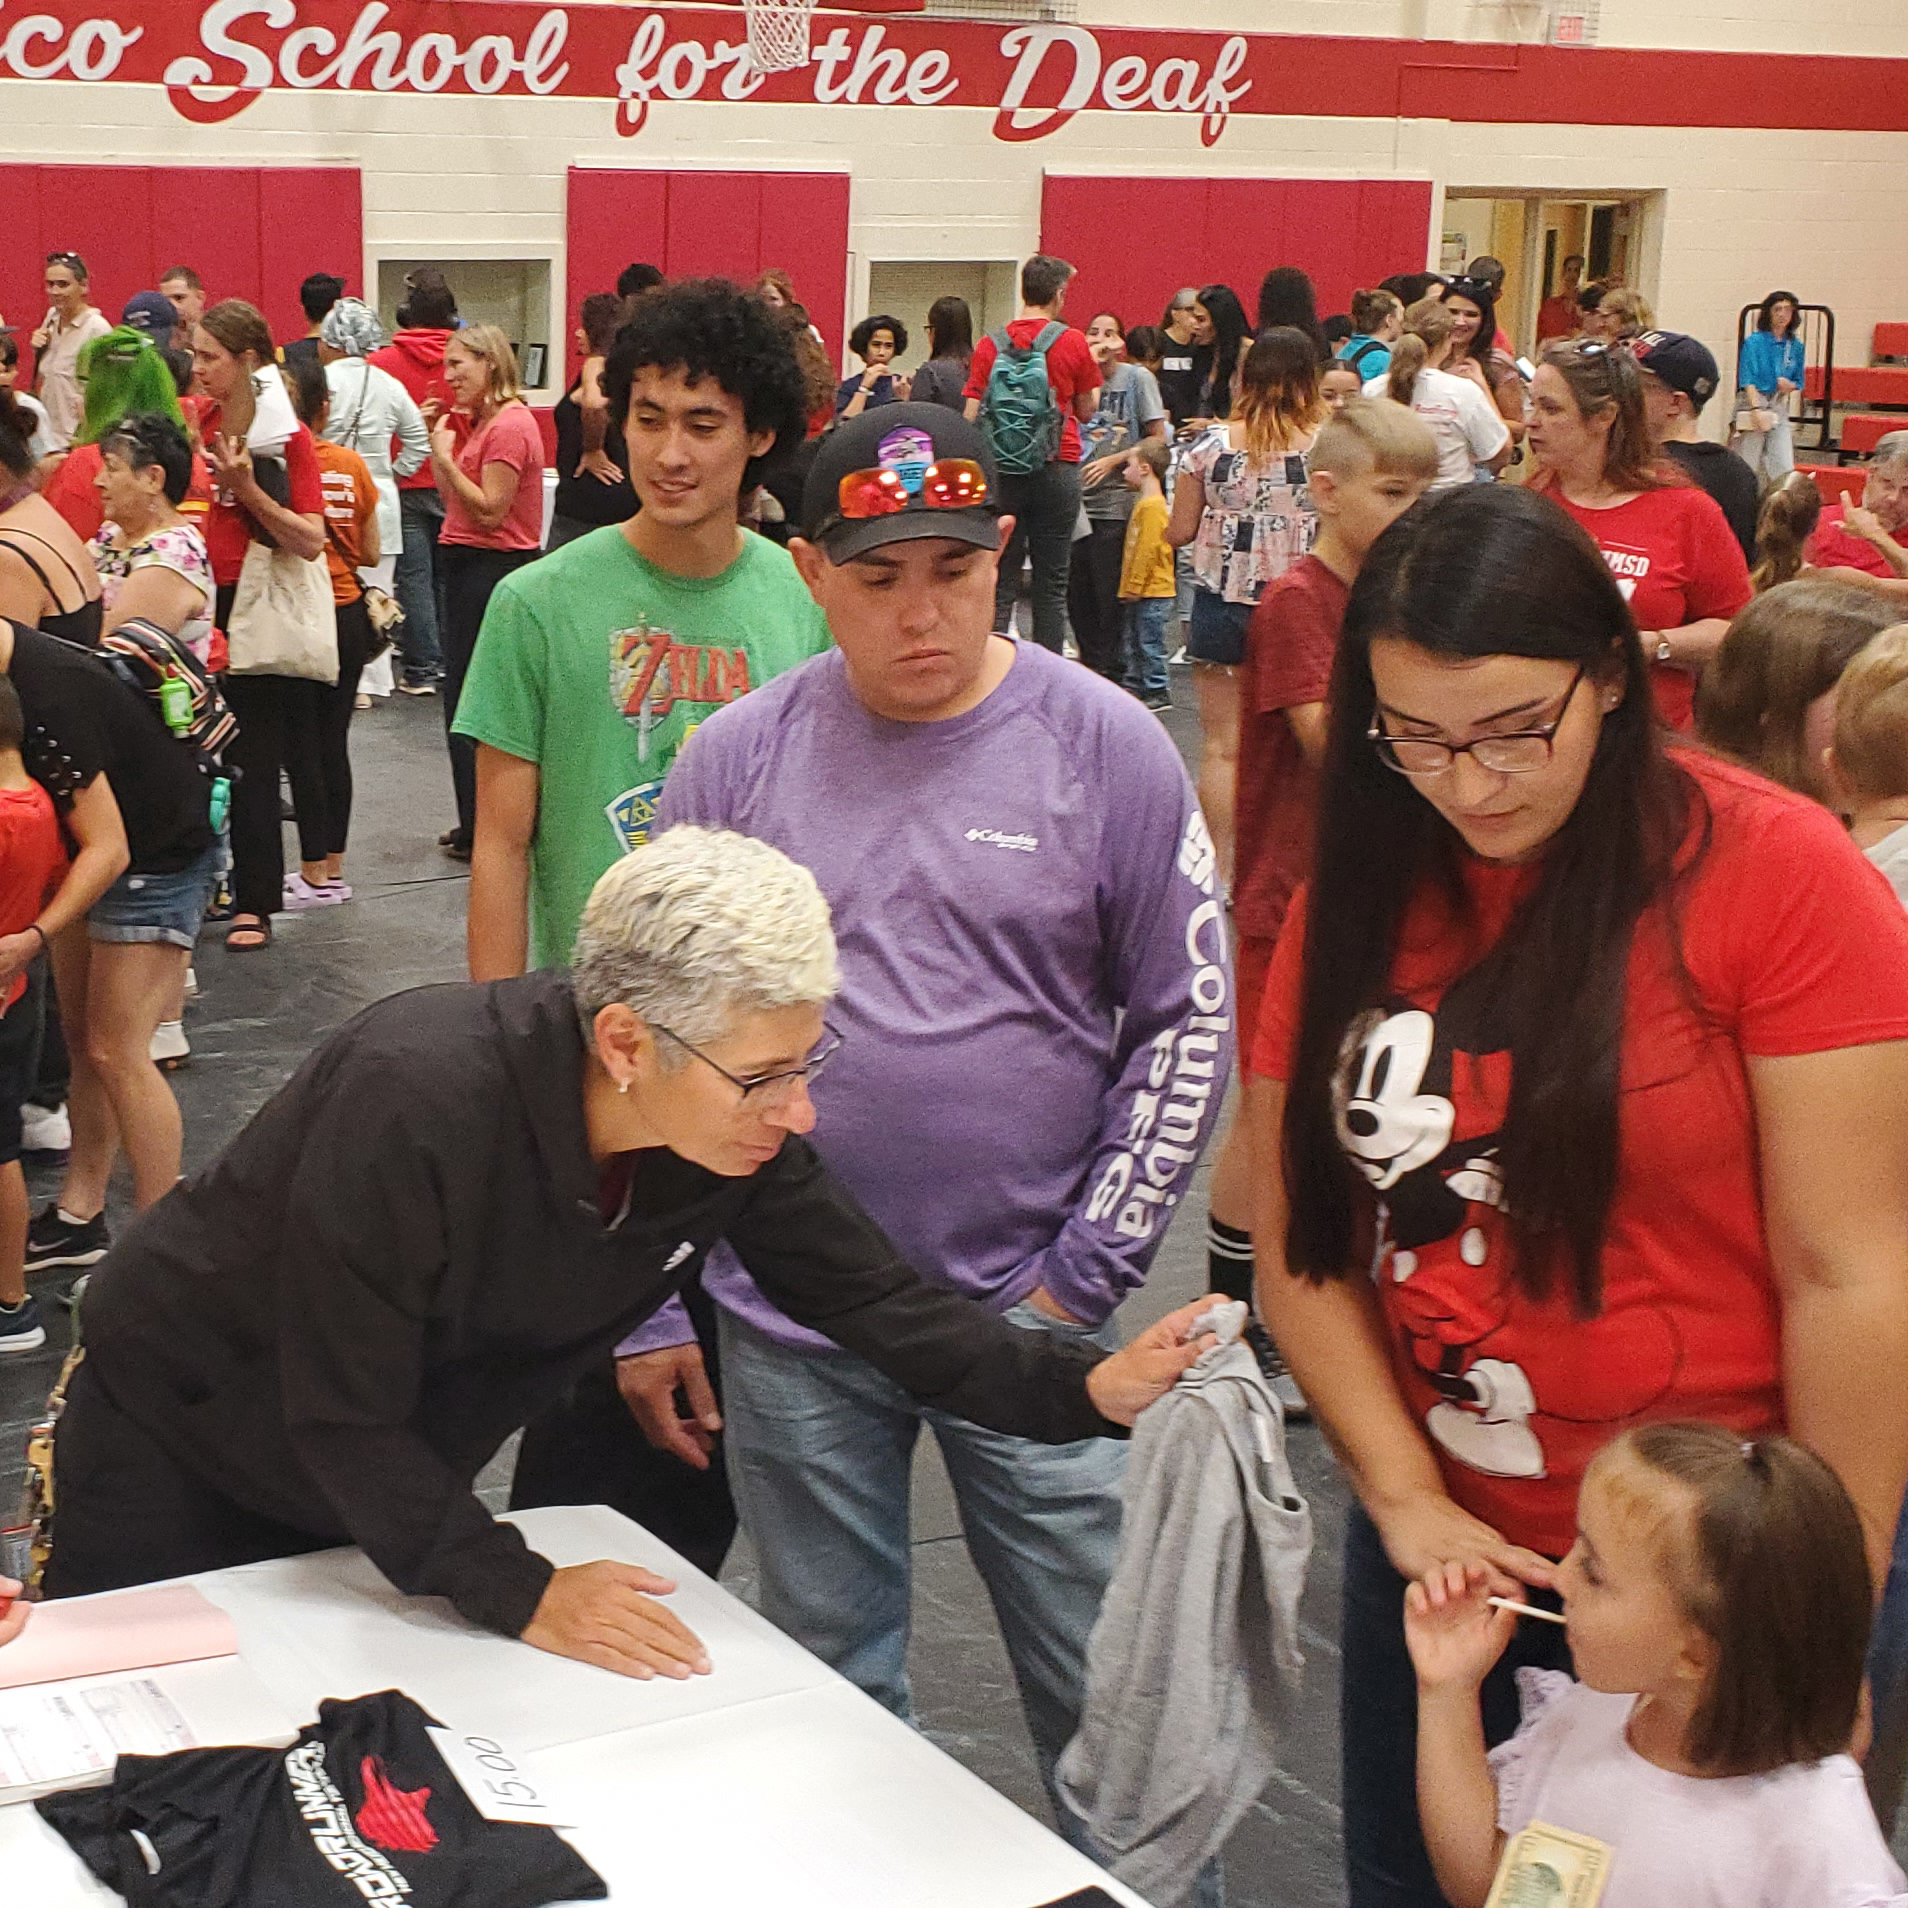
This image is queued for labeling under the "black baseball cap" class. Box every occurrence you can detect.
[1632,330,1720,407]
[803,403,1002,564]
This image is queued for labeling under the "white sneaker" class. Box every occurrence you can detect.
[20,1102,70,1153]
[150,1020,190,1068]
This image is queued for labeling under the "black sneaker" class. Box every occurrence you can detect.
[25,1206,110,1273]
[1244,1319,1311,1422]
[1142,690,1174,712]
[0,1296,45,1354]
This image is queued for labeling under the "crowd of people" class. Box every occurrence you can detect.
[0,231,1907,1908]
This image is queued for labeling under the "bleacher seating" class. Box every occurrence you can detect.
[1841,415,1906,456]
[1798,463,1865,503]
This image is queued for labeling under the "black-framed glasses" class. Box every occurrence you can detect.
[653,1021,844,1105]
[1369,665,1587,778]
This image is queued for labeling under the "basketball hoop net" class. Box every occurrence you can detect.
[743,0,815,74]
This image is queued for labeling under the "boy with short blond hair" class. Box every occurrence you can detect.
[1118,436,1176,710]
[1829,622,1908,906]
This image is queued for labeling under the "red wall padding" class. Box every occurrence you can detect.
[1,165,362,361]
[566,168,851,379]
[1040,176,1434,337]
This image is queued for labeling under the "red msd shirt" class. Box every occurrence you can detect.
[1549,483,1751,731]
[1805,501,1898,580]
[0,782,67,1012]
[199,412,325,589]
[1250,749,1908,1557]
[963,321,1101,463]
[43,443,213,544]
[1236,554,1347,944]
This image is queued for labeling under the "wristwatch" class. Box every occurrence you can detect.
[1654,636,1674,665]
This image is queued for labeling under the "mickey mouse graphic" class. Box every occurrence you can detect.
[1334,964,1681,1481]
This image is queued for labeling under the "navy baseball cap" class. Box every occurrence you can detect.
[1632,330,1720,407]
[121,291,179,337]
[803,403,1002,564]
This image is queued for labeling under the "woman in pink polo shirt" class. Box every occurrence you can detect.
[429,324,544,860]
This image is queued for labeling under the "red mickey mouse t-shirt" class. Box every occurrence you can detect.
[1251,748,1908,1557]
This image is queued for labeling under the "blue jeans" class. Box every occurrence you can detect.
[1863,1483,1908,1834]
[718,1301,1126,1846]
[1125,598,1171,696]
[994,461,1085,654]
[1341,1506,1571,1908]
[394,488,445,680]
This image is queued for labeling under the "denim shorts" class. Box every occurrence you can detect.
[1186,588,1253,667]
[90,836,225,950]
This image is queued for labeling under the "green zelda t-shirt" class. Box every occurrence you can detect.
[453,525,832,967]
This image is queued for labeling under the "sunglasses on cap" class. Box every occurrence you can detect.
[834,458,990,523]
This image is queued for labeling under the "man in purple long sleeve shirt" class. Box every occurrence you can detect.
[618,405,1232,1844]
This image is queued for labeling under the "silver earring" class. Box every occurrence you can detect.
[617,1078,630,1096]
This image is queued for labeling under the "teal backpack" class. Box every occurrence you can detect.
[978,322,1065,475]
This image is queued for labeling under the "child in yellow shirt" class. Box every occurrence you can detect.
[1120,438,1176,711]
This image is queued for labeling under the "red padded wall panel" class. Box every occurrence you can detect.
[665,172,765,287]
[565,167,851,372]
[1041,175,1434,340]
[1,165,361,377]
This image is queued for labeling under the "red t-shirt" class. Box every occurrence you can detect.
[1535,296,1578,343]
[1547,482,1752,731]
[1250,749,1908,1557]
[198,411,326,589]
[0,781,67,1013]
[43,442,214,545]
[439,404,545,552]
[1236,554,1347,944]
[962,320,1102,463]
[1804,501,1898,580]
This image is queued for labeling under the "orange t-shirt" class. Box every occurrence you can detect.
[312,440,376,606]
[1250,749,1908,1557]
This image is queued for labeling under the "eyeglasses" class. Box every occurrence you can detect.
[653,1021,844,1106]
[833,459,990,525]
[45,252,82,270]
[1369,666,1587,777]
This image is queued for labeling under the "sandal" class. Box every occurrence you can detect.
[225,914,273,952]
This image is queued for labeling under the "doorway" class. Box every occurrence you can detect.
[863,261,1020,379]
[1441,192,1656,354]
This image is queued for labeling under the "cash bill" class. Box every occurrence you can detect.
[1482,1821,1612,1908]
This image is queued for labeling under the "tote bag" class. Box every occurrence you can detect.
[225,542,338,685]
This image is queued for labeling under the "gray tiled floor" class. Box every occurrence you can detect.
[0,681,1355,1903]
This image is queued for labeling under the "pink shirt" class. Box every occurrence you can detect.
[440,403,545,552]
[1490,1670,1908,1907]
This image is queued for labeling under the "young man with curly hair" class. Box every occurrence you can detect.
[455,278,830,1562]
[459,278,831,983]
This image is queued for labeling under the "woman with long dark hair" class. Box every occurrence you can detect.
[1244,483,1908,1907]
[1255,265,1329,362]
[1186,284,1252,425]
[908,296,975,412]
[1526,338,1750,729]
[1440,274,1525,452]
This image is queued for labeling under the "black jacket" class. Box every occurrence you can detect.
[80,973,1114,1638]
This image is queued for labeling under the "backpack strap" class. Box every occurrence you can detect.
[1031,321,1065,356]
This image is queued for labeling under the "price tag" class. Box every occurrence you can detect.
[425,1727,575,1828]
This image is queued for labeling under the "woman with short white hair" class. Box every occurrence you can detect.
[42,827,1214,1680]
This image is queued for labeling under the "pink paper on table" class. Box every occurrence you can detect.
[0,1583,238,1691]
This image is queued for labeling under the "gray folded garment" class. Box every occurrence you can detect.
[1056,1303,1312,1906]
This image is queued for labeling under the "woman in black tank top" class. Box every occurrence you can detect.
[0,394,104,643]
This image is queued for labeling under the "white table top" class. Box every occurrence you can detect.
[0,1505,1145,1908]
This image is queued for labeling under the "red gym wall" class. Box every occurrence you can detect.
[1040,176,1436,333]
[0,165,363,353]
[566,167,851,375]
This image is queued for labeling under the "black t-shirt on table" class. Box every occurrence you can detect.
[550,383,636,529]
[1665,440,1761,565]
[6,621,214,874]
